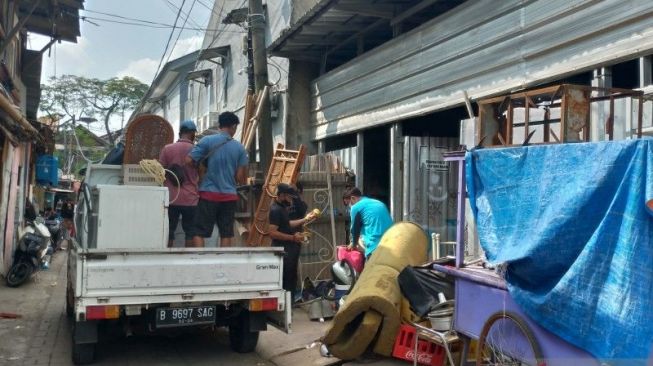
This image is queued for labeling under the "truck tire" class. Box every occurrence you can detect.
[66,282,74,318]
[72,343,95,365]
[229,312,259,353]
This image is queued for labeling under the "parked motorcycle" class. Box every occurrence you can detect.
[44,217,66,251]
[5,217,52,287]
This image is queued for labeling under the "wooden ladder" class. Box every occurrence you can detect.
[247,143,307,246]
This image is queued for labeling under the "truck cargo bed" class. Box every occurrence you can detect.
[72,247,285,306]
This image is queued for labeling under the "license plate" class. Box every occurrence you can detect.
[155,305,216,328]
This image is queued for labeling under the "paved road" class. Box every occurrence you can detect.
[0,252,273,366]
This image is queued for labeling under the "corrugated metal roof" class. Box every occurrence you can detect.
[269,0,457,63]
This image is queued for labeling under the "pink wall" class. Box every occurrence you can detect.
[3,145,22,274]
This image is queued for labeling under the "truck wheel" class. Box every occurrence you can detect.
[65,282,74,318]
[72,343,95,365]
[229,315,259,353]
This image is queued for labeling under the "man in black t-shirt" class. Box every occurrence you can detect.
[268,183,316,296]
[288,182,308,233]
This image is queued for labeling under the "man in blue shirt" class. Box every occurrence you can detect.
[344,187,393,259]
[186,112,248,247]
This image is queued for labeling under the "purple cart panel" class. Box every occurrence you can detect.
[455,277,598,366]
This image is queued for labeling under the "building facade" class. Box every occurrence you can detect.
[185,0,293,145]
[130,51,201,138]
[270,0,653,241]
[0,0,83,274]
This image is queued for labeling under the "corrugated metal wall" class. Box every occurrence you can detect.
[402,137,459,249]
[311,0,653,139]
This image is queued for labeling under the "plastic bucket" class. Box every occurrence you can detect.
[428,315,453,331]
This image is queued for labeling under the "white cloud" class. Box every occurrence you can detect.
[116,58,159,84]
[115,35,203,85]
[168,35,203,61]
[38,36,94,82]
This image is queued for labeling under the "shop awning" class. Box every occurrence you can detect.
[268,0,462,63]
[186,69,212,86]
[198,45,230,62]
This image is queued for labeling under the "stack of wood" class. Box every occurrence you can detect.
[240,86,269,150]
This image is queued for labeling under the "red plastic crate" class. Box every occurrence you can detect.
[392,324,445,366]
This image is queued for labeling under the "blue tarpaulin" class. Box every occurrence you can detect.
[466,140,653,362]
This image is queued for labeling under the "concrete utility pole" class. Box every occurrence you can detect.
[249,0,273,172]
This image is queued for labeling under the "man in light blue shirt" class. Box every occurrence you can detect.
[186,112,248,247]
[344,187,393,259]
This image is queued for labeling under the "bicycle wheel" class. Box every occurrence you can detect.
[476,311,545,366]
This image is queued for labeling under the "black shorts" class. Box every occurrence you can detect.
[168,205,196,240]
[194,199,237,238]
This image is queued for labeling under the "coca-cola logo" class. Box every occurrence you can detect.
[404,349,432,364]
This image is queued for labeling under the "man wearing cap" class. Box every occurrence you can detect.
[186,112,248,247]
[269,183,316,295]
[159,120,199,247]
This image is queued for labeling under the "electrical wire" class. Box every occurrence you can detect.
[268,57,289,76]
[266,60,283,86]
[77,15,244,33]
[162,0,206,34]
[194,0,226,24]
[155,0,188,78]
[194,0,246,69]
[164,0,198,68]
[83,8,180,27]
[69,127,105,164]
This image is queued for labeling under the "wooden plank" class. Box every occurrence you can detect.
[240,91,256,143]
[244,86,269,151]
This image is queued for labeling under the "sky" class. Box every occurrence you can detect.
[30,0,211,86]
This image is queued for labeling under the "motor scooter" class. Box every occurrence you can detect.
[44,217,65,251]
[6,217,52,287]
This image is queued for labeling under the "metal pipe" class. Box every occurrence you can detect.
[326,155,337,261]
[455,159,466,269]
[356,132,364,191]
[402,136,410,221]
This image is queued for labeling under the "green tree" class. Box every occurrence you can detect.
[40,75,149,145]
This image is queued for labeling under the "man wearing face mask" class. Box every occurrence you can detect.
[344,187,393,260]
[268,183,316,295]
[186,112,248,248]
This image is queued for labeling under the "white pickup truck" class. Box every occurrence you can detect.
[66,164,290,365]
